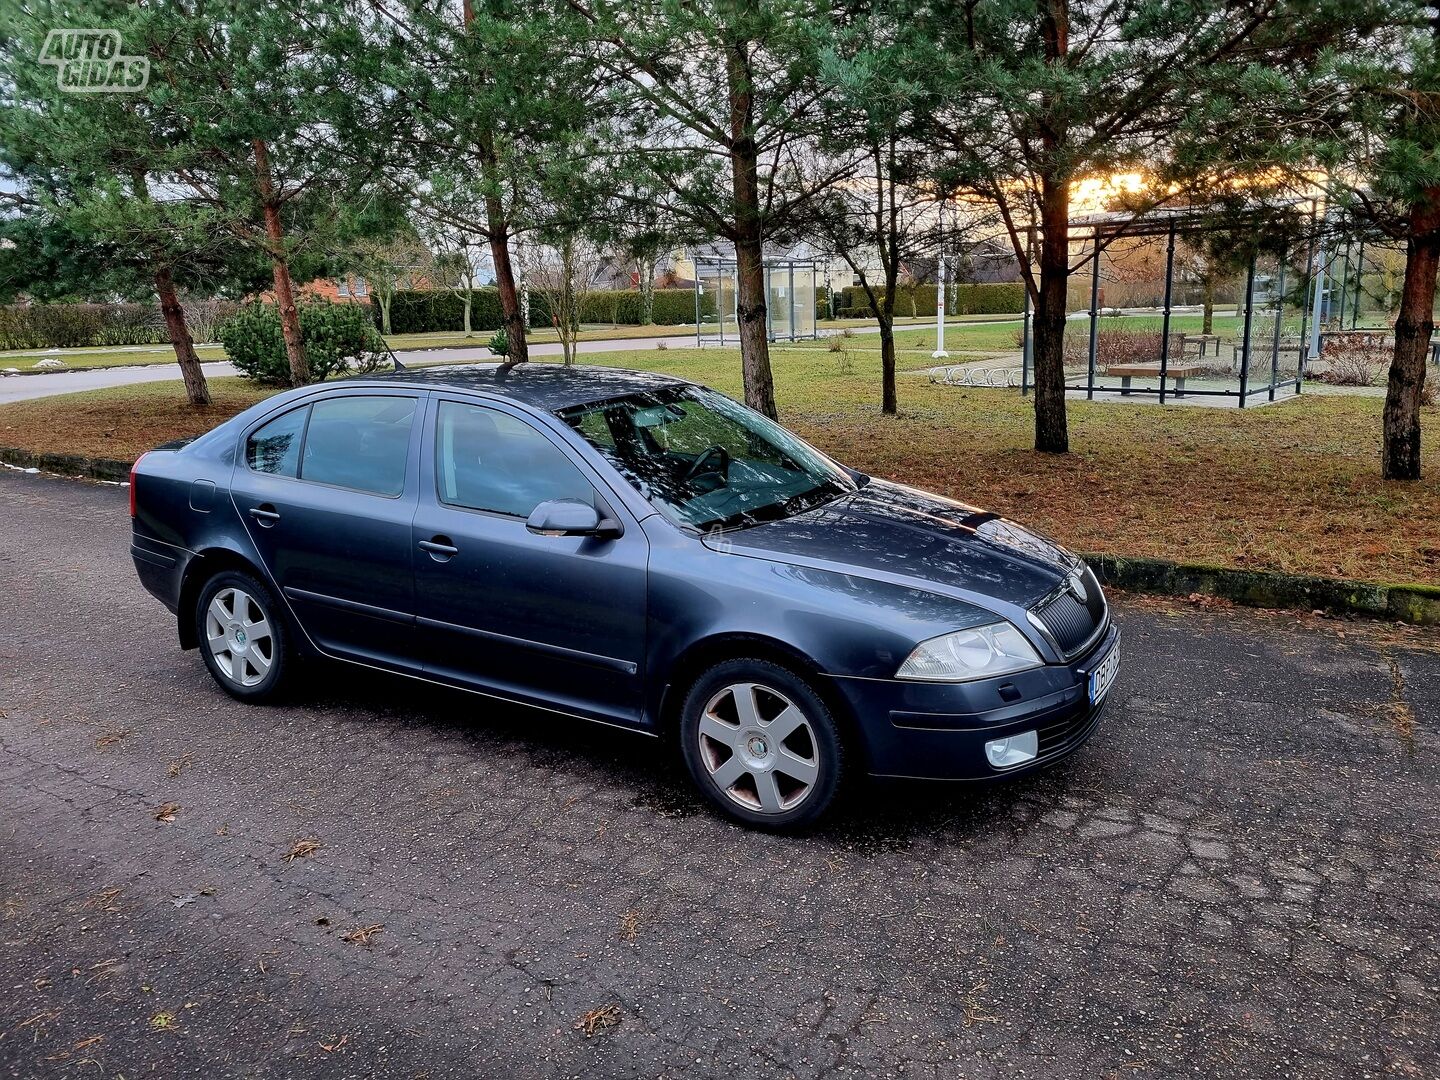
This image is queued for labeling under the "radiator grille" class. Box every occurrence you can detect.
[1033,589,1097,654]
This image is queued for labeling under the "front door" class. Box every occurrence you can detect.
[411,397,648,726]
[230,390,424,671]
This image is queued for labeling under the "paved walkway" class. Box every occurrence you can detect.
[1,468,1436,1078]
[0,336,676,405]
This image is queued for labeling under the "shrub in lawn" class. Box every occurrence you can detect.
[1317,341,1388,387]
[219,301,386,386]
[827,336,846,352]
[1063,328,1169,372]
[486,328,510,357]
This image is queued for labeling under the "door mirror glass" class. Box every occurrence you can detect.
[526,499,606,537]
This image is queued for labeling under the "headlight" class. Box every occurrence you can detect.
[896,622,1043,682]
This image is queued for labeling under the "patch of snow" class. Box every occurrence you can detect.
[33,358,66,369]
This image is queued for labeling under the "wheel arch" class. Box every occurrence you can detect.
[176,548,272,650]
[655,632,867,767]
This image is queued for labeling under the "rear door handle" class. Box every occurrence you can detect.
[249,505,281,526]
[419,538,459,559]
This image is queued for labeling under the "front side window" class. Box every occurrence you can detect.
[300,395,416,496]
[435,401,594,517]
[246,406,309,477]
[557,385,854,531]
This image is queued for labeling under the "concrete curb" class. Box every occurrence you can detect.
[1085,553,1440,628]
[0,445,132,482]
[2,445,1435,627]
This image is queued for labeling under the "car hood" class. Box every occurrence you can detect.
[702,479,1079,609]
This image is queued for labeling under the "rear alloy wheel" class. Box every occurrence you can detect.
[196,570,290,701]
[680,659,845,830]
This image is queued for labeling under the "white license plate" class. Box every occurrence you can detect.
[1088,641,1120,704]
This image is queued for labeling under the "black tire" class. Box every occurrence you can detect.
[678,658,846,831]
[194,569,292,702]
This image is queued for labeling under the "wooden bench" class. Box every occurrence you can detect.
[1185,334,1223,358]
[1106,363,1207,396]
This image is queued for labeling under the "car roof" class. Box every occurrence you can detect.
[350,363,694,412]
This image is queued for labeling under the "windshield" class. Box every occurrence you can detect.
[556,385,855,531]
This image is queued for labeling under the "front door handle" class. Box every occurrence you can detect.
[249,505,281,527]
[419,537,459,560]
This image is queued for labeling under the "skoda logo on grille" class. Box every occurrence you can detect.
[1067,569,1088,604]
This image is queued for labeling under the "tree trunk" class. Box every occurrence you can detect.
[879,314,897,415]
[154,265,210,406]
[379,293,392,336]
[1033,173,1071,454]
[727,38,777,419]
[462,291,473,337]
[1032,0,1071,454]
[253,139,308,386]
[478,152,526,364]
[1382,189,1440,481]
[638,255,656,325]
[1202,278,1215,335]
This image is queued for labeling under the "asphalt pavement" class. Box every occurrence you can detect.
[0,469,1436,1079]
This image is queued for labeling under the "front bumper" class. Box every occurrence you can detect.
[832,624,1118,780]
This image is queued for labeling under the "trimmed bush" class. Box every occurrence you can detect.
[377,287,712,335]
[838,281,1026,319]
[219,301,387,386]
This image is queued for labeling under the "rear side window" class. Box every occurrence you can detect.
[300,395,417,497]
[246,406,308,477]
[435,401,593,517]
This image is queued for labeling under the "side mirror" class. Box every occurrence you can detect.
[525,498,620,538]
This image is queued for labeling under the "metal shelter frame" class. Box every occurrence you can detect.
[1019,207,1316,407]
[693,256,820,346]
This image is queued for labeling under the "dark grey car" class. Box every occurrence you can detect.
[130,364,1118,829]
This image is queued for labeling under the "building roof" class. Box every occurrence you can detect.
[359,363,694,412]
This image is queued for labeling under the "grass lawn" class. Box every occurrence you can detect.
[2,346,1435,588]
[0,314,1012,371]
[0,343,229,372]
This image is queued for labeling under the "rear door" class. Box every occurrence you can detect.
[230,389,425,672]
[411,395,649,726]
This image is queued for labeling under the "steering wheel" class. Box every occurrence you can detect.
[683,444,731,487]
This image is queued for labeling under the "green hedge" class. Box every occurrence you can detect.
[0,302,164,350]
[378,288,710,335]
[838,282,1025,319]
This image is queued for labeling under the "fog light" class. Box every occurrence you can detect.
[985,730,1038,769]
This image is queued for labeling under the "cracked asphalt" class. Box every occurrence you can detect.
[1,468,1437,1079]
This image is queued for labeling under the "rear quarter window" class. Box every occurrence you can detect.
[246,406,309,477]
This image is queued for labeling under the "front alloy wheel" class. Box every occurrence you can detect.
[680,659,845,829]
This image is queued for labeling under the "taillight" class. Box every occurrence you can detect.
[129,451,147,518]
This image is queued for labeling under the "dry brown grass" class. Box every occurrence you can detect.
[2,350,1437,587]
[0,379,268,461]
[783,384,1440,587]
